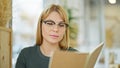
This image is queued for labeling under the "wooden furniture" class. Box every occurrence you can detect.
[110,64,120,68]
[0,27,12,68]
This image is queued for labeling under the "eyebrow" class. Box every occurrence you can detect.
[45,19,64,23]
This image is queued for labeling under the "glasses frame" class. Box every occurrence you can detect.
[43,20,69,29]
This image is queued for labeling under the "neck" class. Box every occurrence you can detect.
[40,41,60,57]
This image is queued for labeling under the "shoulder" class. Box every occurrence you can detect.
[20,45,37,55]
[67,47,78,52]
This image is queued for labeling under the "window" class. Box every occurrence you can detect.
[12,0,43,68]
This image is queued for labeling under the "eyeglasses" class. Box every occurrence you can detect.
[43,20,68,29]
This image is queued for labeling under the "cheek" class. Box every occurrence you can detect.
[42,26,48,36]
[59,30,66,38]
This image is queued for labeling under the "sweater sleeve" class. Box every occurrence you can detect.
[15,49,26,68]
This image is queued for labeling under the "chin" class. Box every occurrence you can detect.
[49,39,60,44]
[50,41,59,44]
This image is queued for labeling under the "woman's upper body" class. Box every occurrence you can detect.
[16,4,77,68]
[15,45,77,68]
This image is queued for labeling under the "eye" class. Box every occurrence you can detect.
[44,20,55,25]
[59,23,66,27]
[46,21,54,25]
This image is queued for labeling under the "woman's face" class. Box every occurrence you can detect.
[42,11,67,45]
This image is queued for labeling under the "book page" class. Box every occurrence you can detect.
[85,42,104,68]
[49,51,88,68]
[49,42,104,68]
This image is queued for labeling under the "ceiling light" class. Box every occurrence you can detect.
[108,0,116,4]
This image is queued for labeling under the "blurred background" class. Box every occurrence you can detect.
[0,0,120,68]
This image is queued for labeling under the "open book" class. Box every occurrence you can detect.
[49,42,104,68]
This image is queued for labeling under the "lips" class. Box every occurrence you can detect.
[50,35,59,38]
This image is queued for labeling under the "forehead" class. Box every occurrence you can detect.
[45,11,63,21]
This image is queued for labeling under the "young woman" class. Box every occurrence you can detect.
[15,4,76,68]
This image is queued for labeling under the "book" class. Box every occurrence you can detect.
[49,42,104,68]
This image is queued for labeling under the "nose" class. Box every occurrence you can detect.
[52,25,59,32]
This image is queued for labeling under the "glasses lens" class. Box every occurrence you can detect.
[43,20,68,29]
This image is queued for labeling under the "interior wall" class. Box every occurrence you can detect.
[105,4,120,48]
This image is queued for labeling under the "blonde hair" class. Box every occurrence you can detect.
[36,4,69,49]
